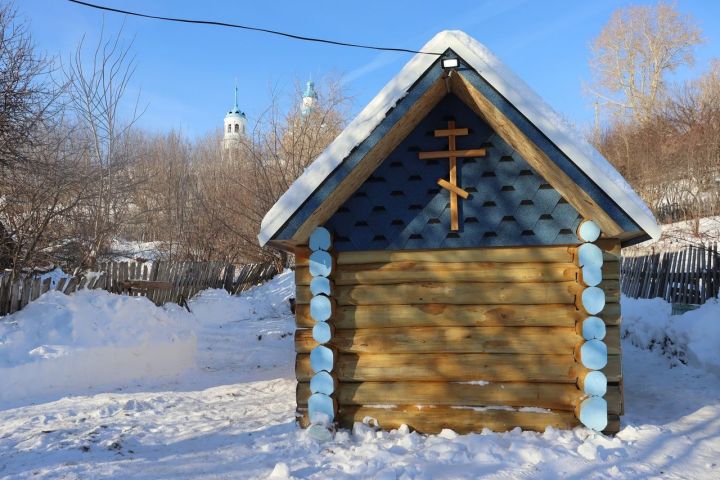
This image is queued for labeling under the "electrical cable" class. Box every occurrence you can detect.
[66,0,442,56]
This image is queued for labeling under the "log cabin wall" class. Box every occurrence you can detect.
[295,241,622,434]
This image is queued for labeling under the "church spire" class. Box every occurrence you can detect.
[301,79,318,116]
[224,83,247,149]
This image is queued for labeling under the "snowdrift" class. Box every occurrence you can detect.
[0,290,197,405]
[622,295,720,375]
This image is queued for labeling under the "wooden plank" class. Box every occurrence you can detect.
[30,277,41,302]
[9,279,21,314]
[297,262,582,286]
[0,275,8,316]
[20,277,31,309]
[337,246,575,265]
[434,127,469,137]
[295,300,619,329]
[449,120,459,231]
[437,178,470,200]
[296,352,620,383]
[418,148,487,160]
[296,381,622,415]
[41,277,51,295]
[64,277,78,294]
[323,281,617,306]
[295,325,620,355]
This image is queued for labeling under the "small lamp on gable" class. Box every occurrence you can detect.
[442,57,459,69]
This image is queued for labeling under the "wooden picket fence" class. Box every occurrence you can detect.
[620,243,720,304]
[0,260,278,316]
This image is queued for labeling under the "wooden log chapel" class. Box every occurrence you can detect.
[258,31,660,437]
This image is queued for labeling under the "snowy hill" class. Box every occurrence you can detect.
[0,271,719,479]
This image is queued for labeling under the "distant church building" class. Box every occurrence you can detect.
[301,80,318,117]
[223,85,247,151]
[222,79,318,154]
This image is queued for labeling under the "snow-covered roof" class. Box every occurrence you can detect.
[258,30,660,246]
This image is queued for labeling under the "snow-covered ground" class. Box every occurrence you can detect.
[625,215,720,254]
[0,272,719,479]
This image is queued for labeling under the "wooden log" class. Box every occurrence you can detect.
[296,325,621,355]
[297,381,622,414]
[337,247,575,265]
[330,282,579,306]
[295,302,621,328]
[296,408,619,434]
[337,405,578,434]
[296,352,620,383]
[297,262,581,286]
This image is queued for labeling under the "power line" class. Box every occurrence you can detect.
[66,0,442,56]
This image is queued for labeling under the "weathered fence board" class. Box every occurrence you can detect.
[1,259,278,316]
[621,243,720,304]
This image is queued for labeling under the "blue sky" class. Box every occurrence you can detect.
[19,0,720,139]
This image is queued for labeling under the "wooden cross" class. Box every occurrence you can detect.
[418,121,486,231]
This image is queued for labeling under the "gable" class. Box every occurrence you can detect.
[259,31,659,249]
[325,94,582,251]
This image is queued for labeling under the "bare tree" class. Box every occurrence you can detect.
[0,3,58,168]
[195,76,351,265]
[62,23,144,268]
[589,2,703,123]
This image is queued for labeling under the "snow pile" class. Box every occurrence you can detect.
[39,267,72,288]
[108,238,162,261]
[622,296,720,375]
[0,290,197,405]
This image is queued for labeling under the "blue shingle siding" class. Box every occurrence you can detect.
[324,94,583,251]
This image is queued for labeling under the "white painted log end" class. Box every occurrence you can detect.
[582,370,608,397]
[309,294,333,322]
[312,321,332,344]
[577,220,601,243]
[581,286,606,315]
[308,392,335,424]
[578,243,604,269]
[310,371,335,395]
[578,396,608,431]
[310,345,334,373]
[310,276,332,296]
[581,316,607,341]
[309,227,332,252]
[580,339,608,370]
[309,250,333,278]
[581,265,602,287]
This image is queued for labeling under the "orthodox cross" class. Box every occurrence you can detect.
[417,120,486,231]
